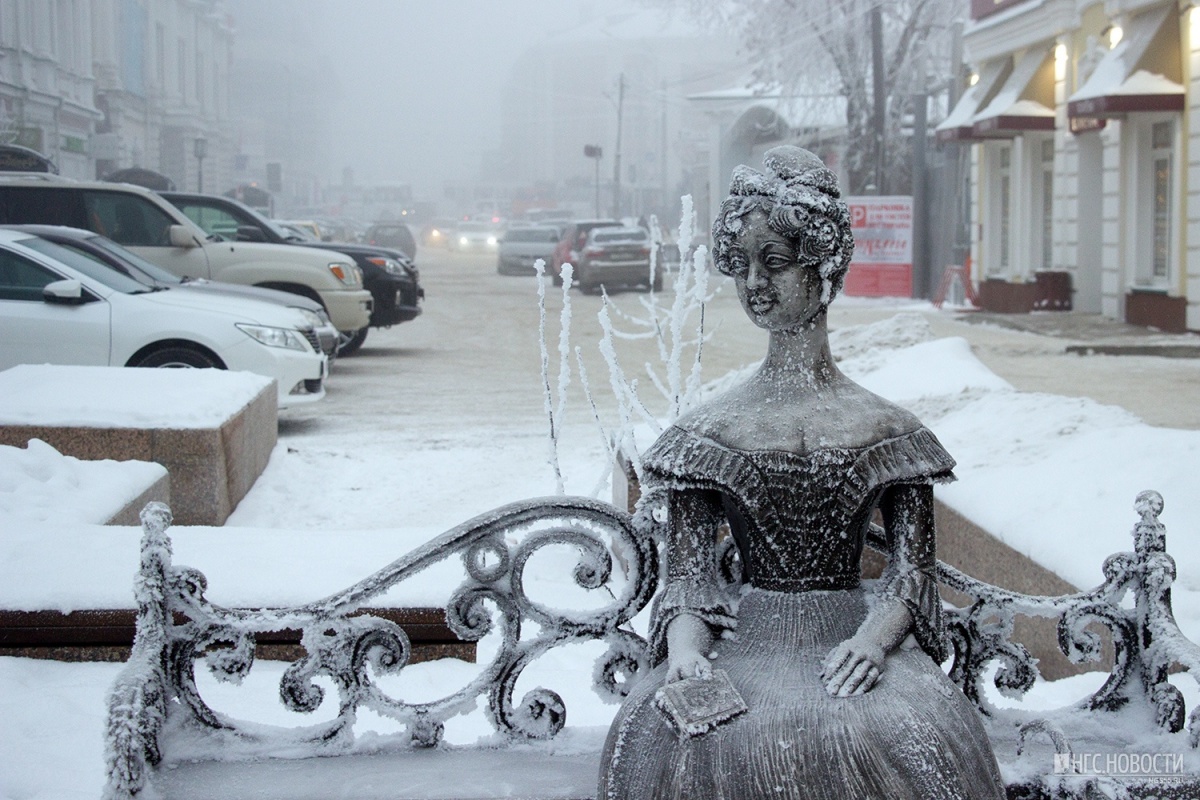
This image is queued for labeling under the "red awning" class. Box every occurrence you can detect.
[935,59,1011,142]
[1067,4,1183,118]
[971,46,1057,136]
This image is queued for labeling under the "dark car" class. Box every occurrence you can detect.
[550,219,623,287]
[364,222,417,259]
[2,223,340,358]
[574,226,660,294]
[160,192,424,355]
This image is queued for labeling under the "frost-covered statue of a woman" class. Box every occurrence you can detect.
[598,146,1005,799]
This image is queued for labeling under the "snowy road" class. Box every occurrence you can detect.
[285,246,1199,437]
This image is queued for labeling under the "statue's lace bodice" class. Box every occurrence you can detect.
[640,423,956,663]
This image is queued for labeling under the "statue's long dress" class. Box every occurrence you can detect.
[598,423,1006,800]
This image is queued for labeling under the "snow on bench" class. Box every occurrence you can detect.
[103,492,1200,799]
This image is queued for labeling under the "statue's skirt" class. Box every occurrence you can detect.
[598,588,1006,800]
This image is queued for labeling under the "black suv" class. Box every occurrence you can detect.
[159,191,424,355]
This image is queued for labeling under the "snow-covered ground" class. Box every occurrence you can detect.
[2,308,1198,798]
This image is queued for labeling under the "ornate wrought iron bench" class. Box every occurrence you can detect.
[104,491,1200,799]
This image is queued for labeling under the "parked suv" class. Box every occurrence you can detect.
[160,191,424,355]
[0,175,372,335]
[497,225,561,275]
[574,226,659,294]
[550,219,623,286]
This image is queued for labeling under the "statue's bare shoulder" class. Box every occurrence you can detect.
[676,374,922,454]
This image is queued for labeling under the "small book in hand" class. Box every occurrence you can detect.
[654,669,748,738]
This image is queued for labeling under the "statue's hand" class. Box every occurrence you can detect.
[664,613,714,684]
[666,648,712,684]
[822,635,884,697]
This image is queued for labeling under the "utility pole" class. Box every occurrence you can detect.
[870,5,886,195]
[912,48,929,299]
[613,73,625,218]
[660,79,668,221]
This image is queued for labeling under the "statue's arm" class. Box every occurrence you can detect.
[823,483,937,697]
[650,488,731,683]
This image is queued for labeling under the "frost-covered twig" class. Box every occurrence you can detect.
[535,260,567,494]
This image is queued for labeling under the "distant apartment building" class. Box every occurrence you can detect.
[497,10,742,225]
[940,0,1198,332]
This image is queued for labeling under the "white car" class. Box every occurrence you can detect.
[0,229,327,407]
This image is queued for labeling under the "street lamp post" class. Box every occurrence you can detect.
[194,136,208,193]
[584,144,603,217]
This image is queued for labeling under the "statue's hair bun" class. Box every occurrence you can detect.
[763,146,840,199]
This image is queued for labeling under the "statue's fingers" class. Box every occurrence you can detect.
[838,660,874,697]
[825,653,860,695]
[821,645,851,680]
[850,665,881,696]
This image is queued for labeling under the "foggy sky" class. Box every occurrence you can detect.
[232,0,649,195]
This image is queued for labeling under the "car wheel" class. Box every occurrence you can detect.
[132,346,223,369]
[651,274,663,292]
[337,327,368,356]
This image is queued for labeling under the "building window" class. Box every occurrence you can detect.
[196,52,204,110]
[998,144,1011,271]
[156,24,165,87]
[1150,120,1173,280]
[177,38,186,98]
[1040,138,1054,270]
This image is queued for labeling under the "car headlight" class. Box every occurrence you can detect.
[459,236,468,246]
[295,308,325,329]
[367,256,404,275]
[487,236,498,246]
[236,323,309,351]
[328,261,362,287]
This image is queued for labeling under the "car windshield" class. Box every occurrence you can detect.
[84,236,183,285]
[504,228,559,243]
[18,237,157,294]
[592,229,648,244]
[459,223,489,233]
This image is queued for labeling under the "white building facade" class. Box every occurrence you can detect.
[941,0,1198,332]
[0,0,233,192]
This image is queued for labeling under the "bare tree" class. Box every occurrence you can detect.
[663,0,960,194]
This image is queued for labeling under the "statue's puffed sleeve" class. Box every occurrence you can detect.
[877,482,946,663]
[644,488,737,666]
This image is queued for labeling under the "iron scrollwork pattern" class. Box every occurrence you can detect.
[908,491,1200,743]
[103,496,658,799]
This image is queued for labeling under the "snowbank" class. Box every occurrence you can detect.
[0,439,166,525]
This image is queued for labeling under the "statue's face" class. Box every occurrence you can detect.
[729,210,823,330]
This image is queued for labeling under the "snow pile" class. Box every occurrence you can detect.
[0,364,273,428]
[0,439,166,525]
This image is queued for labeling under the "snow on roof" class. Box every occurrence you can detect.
[0,365,273,429]
[972,47,1055,125]
[1069,4,1183,103]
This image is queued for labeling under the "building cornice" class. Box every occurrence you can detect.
[965,0,1077,62]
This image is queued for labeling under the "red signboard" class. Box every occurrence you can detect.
[843,196,913,298]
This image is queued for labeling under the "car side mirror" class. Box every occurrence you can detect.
[42,279,93,305]
[236,225,267,243]
[168,224,198,248]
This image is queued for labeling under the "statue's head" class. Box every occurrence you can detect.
[712,146,854,309]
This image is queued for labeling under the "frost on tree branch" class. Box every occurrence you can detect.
[535,196,716,497]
